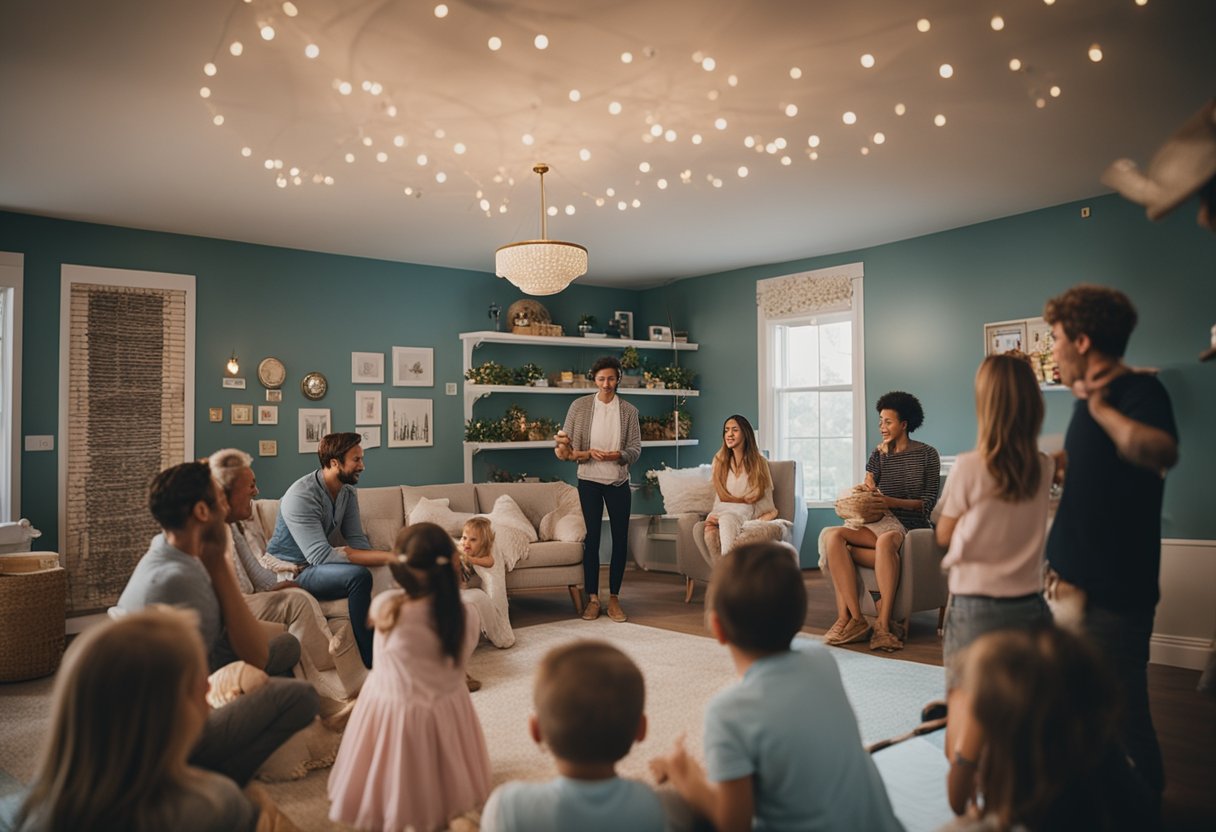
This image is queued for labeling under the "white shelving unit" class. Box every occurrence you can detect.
[459,330,699,481]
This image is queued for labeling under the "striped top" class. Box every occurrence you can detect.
[562,394,642,486]
[866,440,941,530]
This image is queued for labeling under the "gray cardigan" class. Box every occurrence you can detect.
[562,394,642,483]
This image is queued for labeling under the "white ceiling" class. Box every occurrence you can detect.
[1,0,1212,288]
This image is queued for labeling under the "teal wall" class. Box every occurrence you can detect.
[641,193,1216,564]
[4,192,1212,559]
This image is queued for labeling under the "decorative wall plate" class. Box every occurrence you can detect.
[257,356,286,389]
[301,371,328,400]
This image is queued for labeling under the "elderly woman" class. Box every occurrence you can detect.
[554,356,642,623]
[822,391,940,652]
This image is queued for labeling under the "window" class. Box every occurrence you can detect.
[757,264,865,507]
[0,252,23,523]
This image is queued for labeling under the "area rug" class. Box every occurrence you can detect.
[0,622,946,831]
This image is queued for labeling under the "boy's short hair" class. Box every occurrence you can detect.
[148,461,217,531]
[534,641,644,765]
[1043,284,1138,358]
[708,542,807,653]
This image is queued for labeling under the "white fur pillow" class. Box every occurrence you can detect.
[408,496,474,538]
[484,494,538,543]
[656,465,716,515]
[734,519,793,548]
[489,524,531,571]
[538,482,586,542]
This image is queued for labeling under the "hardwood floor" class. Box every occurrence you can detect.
[509,567,1216,832]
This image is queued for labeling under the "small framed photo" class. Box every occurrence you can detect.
[231,404,254,425]
[387,398,433,447]
[208,407,223,422]
[355,390,382,426]
[265,389,283,403]
[298,408,332,454]
[258,405,278,425]
[984,319,1028,357]
[258,439,278,457]
[222,377,246,389]
[392,346,434,387]
[351,351,385,384]
[614,310,634,341]
[648,325,672,342]
[357,426,381,449]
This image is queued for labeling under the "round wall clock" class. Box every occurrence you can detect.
[301,371,328,400]
[257,357,286,389]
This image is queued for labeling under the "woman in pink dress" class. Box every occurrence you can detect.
[328,522,491,832]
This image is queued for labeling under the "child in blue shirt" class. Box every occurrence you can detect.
[480,641,668,832]
[650,542,904,832]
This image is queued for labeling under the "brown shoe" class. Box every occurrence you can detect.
[465,672,482,692]
[581,596,602,620]
[829,617,872,646]
[822,620,848,644]
[607,595,627,622]
[870,626,904,653]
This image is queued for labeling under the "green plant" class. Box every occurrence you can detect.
[465,360,515,385]
[578,313,597,327]
[620,346,640,371]
[464,417,511,442]
[513,362,545,385]
[652,364,696,390]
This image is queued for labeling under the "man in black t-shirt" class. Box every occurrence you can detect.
[1044,285,1179,807]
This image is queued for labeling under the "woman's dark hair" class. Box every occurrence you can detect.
[385,523,465,662]
[875,391,925,433]
[589,356,622,380]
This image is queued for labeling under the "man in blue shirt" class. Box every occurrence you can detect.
[267,433,392,667]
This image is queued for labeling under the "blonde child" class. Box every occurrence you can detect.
[481,641,666,832]
[650,542,902,832]
[933,353,1054,815]
[328,522,491,832]
[459,516,515,648]
[16,608,256,832]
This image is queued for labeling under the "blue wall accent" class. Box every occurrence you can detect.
[4,192,1212,561]
[641,194,1216,564]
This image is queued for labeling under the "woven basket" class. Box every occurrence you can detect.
[0,566,67,681]
[834,489,886,526]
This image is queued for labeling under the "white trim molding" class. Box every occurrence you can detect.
[0,252,23,523]
[1151,538,1216,670]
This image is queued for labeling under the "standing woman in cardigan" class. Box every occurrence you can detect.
[554,356,642,622]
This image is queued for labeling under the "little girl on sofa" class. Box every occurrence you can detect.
[460,516,515,648]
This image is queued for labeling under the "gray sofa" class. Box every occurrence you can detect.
[672,459,809,602]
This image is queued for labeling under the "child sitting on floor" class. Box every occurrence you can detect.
[480,640,667,832]
[650,541,903,832]
[459,516,515,649]
[327,522,491,832]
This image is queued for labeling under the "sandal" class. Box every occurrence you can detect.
[828,617,872,646]
[465,673,482,692]
[870,626,904,652]
[581,597,602,620]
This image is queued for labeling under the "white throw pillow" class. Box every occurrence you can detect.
[408,496,474,539]
[538,482,586,542]
[656,465,716,515]
[489,524,531,571]
[484,494,538,543]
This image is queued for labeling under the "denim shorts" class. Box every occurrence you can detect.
[943,593,1051,689]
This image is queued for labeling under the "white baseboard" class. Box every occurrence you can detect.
[1151,538,1216,670]
[1149,633,1213,671]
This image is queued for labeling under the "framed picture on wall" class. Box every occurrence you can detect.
[258,439,278,457]
[298,408,331,454]
[266,389,283,403]
[387,398,433,447]
[392,346,434,387]
[231,404,253,425]
[351,351,385,384]
[983,319,1028,356]
[613,310,634,340]
[358,426,381,449]
[355,390,381,425]
[208,407,223,422]
[258,405,278,425]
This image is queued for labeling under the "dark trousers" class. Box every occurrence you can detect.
[296,562,374,668]
[1084,604,1164,801]
[578,479,631,596]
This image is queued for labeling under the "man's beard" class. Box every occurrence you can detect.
[337,468,360,485]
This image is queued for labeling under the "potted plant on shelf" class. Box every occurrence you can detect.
[619,346,642,388]
[578,313,597,336]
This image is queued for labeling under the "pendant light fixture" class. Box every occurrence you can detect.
[495,163,588,296]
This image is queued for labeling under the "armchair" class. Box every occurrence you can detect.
[675,459,808,602]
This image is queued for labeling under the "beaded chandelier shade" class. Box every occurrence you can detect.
[495,164,588,296]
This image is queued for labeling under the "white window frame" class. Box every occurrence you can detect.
[757,264,865,508]
[0,252,24,522]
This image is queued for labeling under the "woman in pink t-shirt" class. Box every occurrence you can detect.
[934,352,1055,817]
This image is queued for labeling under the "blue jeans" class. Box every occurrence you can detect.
[296,562,373,668]
[1084,604,1163,800]
[578,479,631,596]
[942,593,1051,689]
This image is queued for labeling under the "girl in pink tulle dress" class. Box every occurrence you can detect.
[328,522,491,832]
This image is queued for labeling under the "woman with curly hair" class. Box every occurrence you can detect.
[822,391,940,652]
